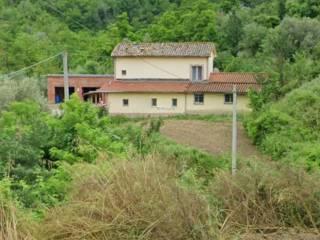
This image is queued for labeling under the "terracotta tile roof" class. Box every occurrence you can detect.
[187,82,260,93]
[99,80,189,93]
[209,72,258,83]
[112,42,216,57]
[186,72,261,93]
[93,73,260,94]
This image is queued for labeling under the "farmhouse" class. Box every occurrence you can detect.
[48,42,260,114]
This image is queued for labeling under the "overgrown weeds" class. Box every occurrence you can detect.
[37,158,216,240]
[0,180,33,240]
[211,159,320,234]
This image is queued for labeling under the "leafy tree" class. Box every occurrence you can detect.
[0,101,50,180]
[48,95,125,163]
[148,0,217,42]
[240,22,268,56]
[222,11,243,56]
[286,0,320,18]
[278,0,286,20]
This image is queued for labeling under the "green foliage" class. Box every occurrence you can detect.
[0,96,128,209]
[0,101,50,180]
[0,77,47,111]
[245,78,320,171]
[147,0,217,42]
[12,165,72,211]
[240,22,268,56]
[286,0,320,18]
[222,11,244,56]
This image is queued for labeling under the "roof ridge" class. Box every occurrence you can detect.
[112,42,216,57]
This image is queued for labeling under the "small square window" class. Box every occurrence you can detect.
[224,94,233,104]
[122,70,127,76]
[151,98,157,107]
[123,99,129,106]
[172,98,177,107]
[194,93,204,105]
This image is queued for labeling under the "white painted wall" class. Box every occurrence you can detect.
[107,92,251,115]
[186,93,250,114]
[114,56,214,80]
[108,93,186,115]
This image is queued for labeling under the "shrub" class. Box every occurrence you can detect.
[0,101,50,179]
[0,77,47,112]
[245,78,320,171]
[283,142,320,171]
[244,108,302,145]
[38,159,215,240]
[278,81,320,134]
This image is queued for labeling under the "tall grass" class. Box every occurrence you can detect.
[37,158,217,240]
[0,182,33,240]
[211,159,320,234]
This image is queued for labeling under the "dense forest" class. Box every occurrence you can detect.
[0,0,320,239]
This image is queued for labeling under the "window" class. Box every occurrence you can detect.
[151,98,157,107]
[194,93,204,105]
[121,70,127,76]
[172,98,177,107]
[224,94,233,104]
[191,66,203,81]
[123,99,129,106]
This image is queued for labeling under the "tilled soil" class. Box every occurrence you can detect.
[160,120,260,158]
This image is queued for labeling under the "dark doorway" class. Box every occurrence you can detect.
[83,87,99,101]
[54,87,75,103]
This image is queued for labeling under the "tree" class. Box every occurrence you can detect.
[286,0,320,18]
[223,11,243,56]
[0,101,50,180]
[240,23,268,56]
[278,0,286,20]
[148,0,217,42]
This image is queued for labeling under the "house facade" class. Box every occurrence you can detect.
[48,42,260,115]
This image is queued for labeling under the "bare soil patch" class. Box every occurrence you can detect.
[160,120,260,158]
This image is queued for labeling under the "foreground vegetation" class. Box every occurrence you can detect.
[0,96,319,239]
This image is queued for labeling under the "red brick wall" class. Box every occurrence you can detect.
[47,75,114,103]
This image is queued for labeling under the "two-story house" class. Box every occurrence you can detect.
[48,42,260,115]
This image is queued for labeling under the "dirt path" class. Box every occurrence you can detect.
[160,119,260,158]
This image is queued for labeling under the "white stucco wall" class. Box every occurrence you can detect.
[114,57,213,80]
[107,93,186,115]
[208,52,214,74]
[106,92,251,115]
[186,93,250,114]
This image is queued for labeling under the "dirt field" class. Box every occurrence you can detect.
[161,119,260,158]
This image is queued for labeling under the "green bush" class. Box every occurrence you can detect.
[246,78,320,171]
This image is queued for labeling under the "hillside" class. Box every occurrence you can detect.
[0,0,320,239]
